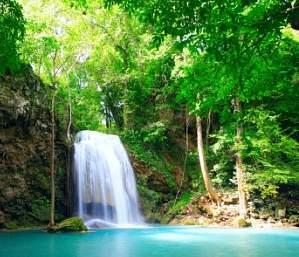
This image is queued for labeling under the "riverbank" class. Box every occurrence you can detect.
[166,192,299,229]
[1,218,298,232]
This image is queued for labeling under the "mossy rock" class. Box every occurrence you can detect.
[234,216,252,228]
[48,217,88,233]
[5,221,19,230]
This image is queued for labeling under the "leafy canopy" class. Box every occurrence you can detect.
[0,0,25,74]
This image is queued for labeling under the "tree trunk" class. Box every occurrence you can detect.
[196,116,219,204]
[105,105,110,128]
[205,109,212,150]
[123,82,129,129]
[119,43,131,130]
[50,92,56,226]
[66,84,72,216]
[234,97,247,218]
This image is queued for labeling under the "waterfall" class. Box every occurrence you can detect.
[73,130,144,228]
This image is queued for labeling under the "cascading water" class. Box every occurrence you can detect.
[73,130,144,228]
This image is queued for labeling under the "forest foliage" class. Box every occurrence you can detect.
[1,0,299,218]
[0,0,25,73]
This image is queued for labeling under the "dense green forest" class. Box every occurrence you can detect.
[0,0,299,229]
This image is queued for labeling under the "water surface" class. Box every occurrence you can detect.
[0,226,298,257]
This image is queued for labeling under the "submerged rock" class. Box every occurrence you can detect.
[48,217,88,232]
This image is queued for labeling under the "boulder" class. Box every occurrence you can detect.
[48,217,88,232]
[288,215,299,226]
[234,216,252,228]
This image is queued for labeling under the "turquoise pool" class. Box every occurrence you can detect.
[0,226,298,257]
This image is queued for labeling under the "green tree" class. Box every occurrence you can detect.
[0,0,25,74]
[105,0,297,216]
[20,0,93,225]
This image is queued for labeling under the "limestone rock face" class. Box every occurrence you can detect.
[131,155,175,223]
[0,67,66,228]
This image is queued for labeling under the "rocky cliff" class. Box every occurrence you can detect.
[0,66,66,228]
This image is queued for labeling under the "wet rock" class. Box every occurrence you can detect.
[48,217,88,232]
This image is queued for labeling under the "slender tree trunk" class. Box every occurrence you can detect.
[234,97,247,217]
[123,82,129,129]
[196,116,219,204]
[205,109,212,150]
[50,92,56,226]
[66,145,71,216]
[66,84,72,216]
[105,105,110,129]
[119,43,131,130]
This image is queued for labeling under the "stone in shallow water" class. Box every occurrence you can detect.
[48,217,88,232]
